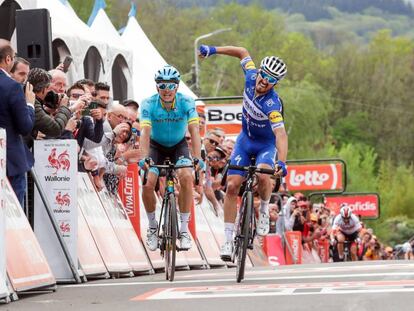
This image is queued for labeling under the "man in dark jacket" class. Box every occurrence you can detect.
[0,39,35,207]
[27,68,84,143]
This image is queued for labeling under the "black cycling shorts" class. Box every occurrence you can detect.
[340,230,359,242]
[149,137,191,166]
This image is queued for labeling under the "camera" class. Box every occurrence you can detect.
[81,101,99,116]
[43,90,61,109]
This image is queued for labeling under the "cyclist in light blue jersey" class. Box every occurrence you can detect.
[199,45,288,260]
[138,65,204,251]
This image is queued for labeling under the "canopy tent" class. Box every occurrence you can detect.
[90,7,133,101]
[121,16,203,108]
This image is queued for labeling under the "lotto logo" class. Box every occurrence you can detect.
[287,163,343,191]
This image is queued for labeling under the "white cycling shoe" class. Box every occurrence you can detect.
[220,241,233,262]
[256,212,270,236]
[146,227,158,251]
[179,232,192,250]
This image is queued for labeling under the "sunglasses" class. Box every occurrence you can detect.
[259,70,278,84]
[209,139,219,146]
[207,156,221,161]
[157,82,178,90]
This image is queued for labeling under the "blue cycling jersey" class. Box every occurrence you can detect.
[240,56,284,142]
[139,92,199,147]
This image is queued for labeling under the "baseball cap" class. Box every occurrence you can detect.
[122,99,139,109]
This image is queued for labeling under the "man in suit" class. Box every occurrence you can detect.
[0,39,35,207]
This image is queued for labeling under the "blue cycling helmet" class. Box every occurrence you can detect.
[154,65,181,83]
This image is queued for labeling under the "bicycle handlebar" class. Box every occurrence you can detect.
[220,161,277,187]
[142,160,200,186]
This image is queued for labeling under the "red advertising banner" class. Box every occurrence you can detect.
[286,163,343,192]
[118,164,141,239]
[262,235,286,266]
[324,194,380,218]
[285,231,303,265]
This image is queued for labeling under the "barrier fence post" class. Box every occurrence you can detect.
[0,128,10,301]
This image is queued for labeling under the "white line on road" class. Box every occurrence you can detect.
[63,271,414,288]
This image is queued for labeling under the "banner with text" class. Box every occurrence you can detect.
[324,193,380,219]
[0,129,8,299]
[118,164,141,239]
[34,140,78,282]
[205,102,242,136]
[286,162,344,192]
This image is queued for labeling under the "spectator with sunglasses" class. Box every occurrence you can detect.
[199,45,288,261]
[138,64,204,252]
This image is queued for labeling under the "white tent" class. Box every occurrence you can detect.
[90,8,133,100]
[121,16,202,106]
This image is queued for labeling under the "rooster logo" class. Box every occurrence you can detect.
[48,148,71,174]
[55,191,71,207]
[59,221,70,233]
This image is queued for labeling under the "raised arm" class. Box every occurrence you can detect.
[199,45,250,61]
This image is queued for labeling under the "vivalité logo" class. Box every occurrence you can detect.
[55,191,71,207]
[47,148,71,175]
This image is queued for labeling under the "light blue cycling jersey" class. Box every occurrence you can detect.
[139,92,199,147]
[240,56,284,142]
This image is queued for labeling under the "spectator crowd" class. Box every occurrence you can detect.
[1,39,411,263]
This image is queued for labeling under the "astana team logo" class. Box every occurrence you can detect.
[47,148,71,175]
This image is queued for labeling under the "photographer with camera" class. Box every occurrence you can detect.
[26,68,84,144]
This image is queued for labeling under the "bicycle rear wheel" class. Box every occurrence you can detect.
[236,191,252,283]
[165,193,177,281]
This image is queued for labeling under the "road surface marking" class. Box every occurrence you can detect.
[64,271,414,288]
[131,280,414,300]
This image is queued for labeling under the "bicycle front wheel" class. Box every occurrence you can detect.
[236,191,252,283]
[165,193,177,282]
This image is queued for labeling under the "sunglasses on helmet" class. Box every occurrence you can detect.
[259,70,279,84]
[157,82,178,90]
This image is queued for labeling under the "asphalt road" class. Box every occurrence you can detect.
[3,260,414,311]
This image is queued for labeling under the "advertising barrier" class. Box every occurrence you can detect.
[33,140,78,282]
[4,178,56,291]
[118,164,141,239]
[285,231,303,265]
[97,183,152,273]
[262,235,286,266]
[77,202,108,277]
[0,129,9,300]
[318,239,330,263]
[78,174,131,274]
[286,162,345,192]
[200,198,247,267]
[193,201,224,267]
[324,193,380,219]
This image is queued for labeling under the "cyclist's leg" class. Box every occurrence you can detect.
[255,142,277,236]
[173,140,193,230]
[336,231,346,260]
[142,141,164,228]
[348,231,359,261]
[174,140,194,249]
[223,134,250,243]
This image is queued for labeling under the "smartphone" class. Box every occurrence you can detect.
[62,55,73,73]
[81,101,99,116]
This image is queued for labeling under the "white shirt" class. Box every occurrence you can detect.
[332,214,361,235]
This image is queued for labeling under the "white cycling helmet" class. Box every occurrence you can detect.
[340,204,352,219]
[260,56,287,80]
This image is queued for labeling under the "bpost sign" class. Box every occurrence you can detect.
[286,163,344,192]
[206,102,242,136]
[324,194,380,219]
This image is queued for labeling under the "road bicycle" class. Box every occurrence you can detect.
[221,156,278,282]
[143,158,199,281]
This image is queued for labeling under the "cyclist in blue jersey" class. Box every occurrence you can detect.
[199,45,288,260]
[138,65,204,251]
